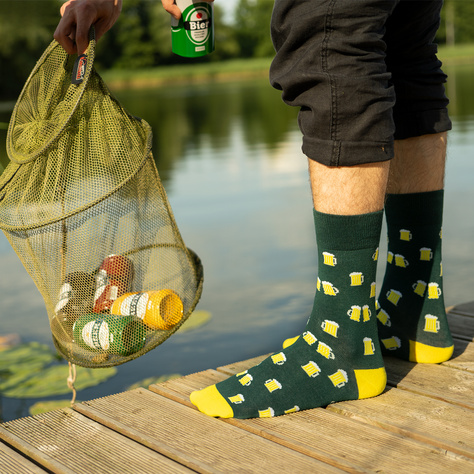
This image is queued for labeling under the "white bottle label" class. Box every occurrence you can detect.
[55,282,72,313]
[82,320,110,350]
[118,293,149,320]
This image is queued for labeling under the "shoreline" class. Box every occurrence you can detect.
[100,46,474,90]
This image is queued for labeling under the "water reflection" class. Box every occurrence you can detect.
[0,65,473,421]
[110,80,299,189]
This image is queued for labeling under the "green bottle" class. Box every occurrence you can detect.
[72,314,146,356]
[171,0,214,58]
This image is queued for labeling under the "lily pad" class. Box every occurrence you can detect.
[0,363,117,398]
[0,342,58,374]
[126,373,182,391]
[177,310,212,333]
[0,342,117,399]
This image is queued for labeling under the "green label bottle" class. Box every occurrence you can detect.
[171,0,214,58]
[72,314,146,356]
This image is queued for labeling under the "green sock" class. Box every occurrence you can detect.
[190,210,386,418]
[377,190,453,363]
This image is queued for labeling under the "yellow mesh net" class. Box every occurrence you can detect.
[0,33,203,368]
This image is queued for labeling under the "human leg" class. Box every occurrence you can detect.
[190,0,398,418]
[377,132,453,362]
[376,0,453,363]
[191,163,389,418]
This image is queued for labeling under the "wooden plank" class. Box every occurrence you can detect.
[448,311,474,342]
[151,369,474,473]
[74,388,336,474]
[0,408,191,474]
[0,425,74,474]
[385,357,474,410]
[443,339,474,373]
[152,372,366,473]
[449,301,474,318]
[218,351,474,406]
[0,441,47,474]
[327,387,474,459]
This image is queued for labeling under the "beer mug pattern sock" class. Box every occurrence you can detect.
[190,210,387,419]
[377,190,454,363]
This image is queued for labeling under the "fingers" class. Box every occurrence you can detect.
[162,0,214,20]
[54,1,93,54]
[161,0,182,20]
[53,0,122,55]
[54,23,78,55]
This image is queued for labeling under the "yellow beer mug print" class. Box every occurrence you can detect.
[284,406,300,414]
[381,336,401,351]
[322,280,339,296]
[363,337,375,356]
[328,369,348,388]
[387,251,394,264]
[420,247,433,261]
[347,305,361,322]
[259,407,275,418]
[271,352,287,365]
[428,282,441,299]
[301,361,321,378]
[370,282,377,298]
[321,319,339,337]
[372,247,379,261]
[317,341,335,359]
[322,251,337,266]
[386,289,402,306]
[349,272,364,286]
[264,379,282,393]
[229,393,245,404]
[400,229,412,241]
[376,308,391,327]
[317,277,321,291]
[424,314,440,333]
[412,280,427,297]
[303,330,317,345]
[362,305,371,322]
[239,373,253,386]
[394,254,409,268]
[236,370,248,377]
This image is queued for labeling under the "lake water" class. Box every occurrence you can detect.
[1,63,473,421]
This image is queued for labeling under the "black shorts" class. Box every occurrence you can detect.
[269,0,452,166]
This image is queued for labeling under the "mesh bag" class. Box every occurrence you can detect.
[0,33,203,368]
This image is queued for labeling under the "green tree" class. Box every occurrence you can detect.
[0,0,59,99]
[438,0,474,45]
[96,1,239,68]
[234,0,274,58]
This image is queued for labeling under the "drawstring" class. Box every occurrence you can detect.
[67,362,77,405]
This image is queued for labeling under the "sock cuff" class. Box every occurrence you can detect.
[313,209,383,251]
[385,190,444,227]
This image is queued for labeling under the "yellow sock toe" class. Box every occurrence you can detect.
[409,340,454,364]
[190,385,234,418]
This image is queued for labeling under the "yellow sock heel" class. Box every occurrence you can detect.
[190,385,234,418]
[354,367,387,399]
[409,340,454,364]
[282,335,299,349]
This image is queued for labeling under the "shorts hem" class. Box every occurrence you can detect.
[302,137,394,167]
[393,108,452,140]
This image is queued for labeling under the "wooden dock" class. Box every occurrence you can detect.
[1,302,474,473]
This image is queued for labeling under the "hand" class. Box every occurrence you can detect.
[161,0,214,21]
[54,0,123,55]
